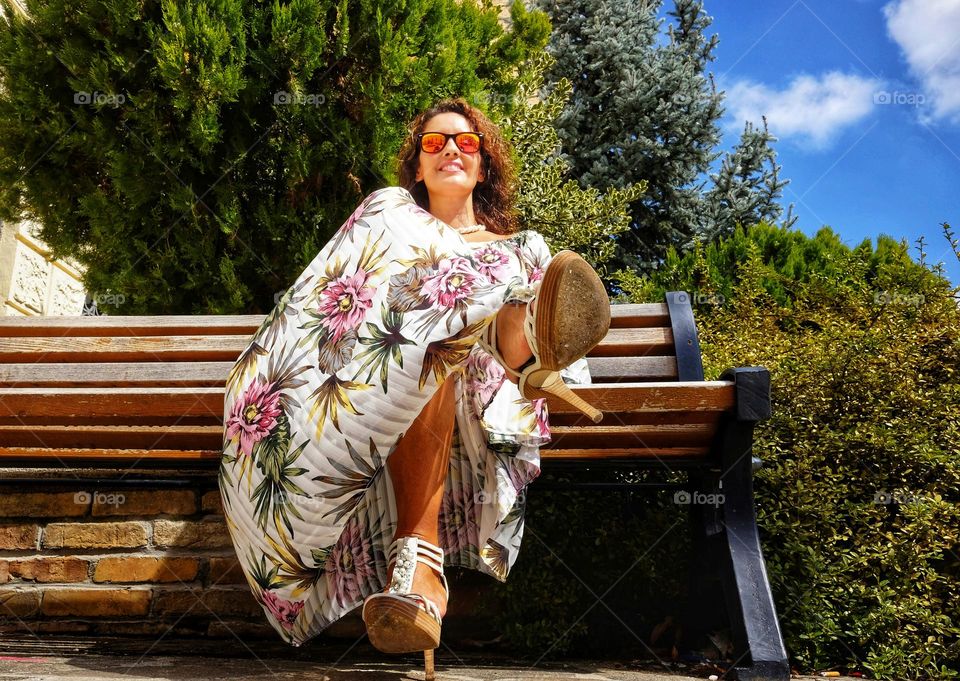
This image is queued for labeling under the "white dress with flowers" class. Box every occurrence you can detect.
[219,185,590,646]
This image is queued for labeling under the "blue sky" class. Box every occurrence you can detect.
[664,0,960,286]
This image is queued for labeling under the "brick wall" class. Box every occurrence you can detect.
[0,481,283,640]
[0,478,494,644]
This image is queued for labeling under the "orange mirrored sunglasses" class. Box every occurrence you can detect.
[417,131,483,154]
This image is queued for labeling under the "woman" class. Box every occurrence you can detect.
[219,97,609,679]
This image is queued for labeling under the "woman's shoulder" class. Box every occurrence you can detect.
[366,185,412,202]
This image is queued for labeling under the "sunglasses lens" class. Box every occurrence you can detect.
[420,133,446,153]
[456,133,481,152]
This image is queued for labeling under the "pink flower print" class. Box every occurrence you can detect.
[467,350,505,410]
[260,589,304,631]
[407,203,434,219]
[532,397,550,439]
[439,485,480,555]
[344,198,368,232]
[317,269,375,343]
[225,379,282,457]
[473,245,510,282]
[325,516,376,609]
[529,265,544,283]
[421,256,476,308]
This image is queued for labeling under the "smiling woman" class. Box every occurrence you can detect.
[218,97,609,680]
[396,99,520,236]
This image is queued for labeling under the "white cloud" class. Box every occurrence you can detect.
[723,71,881,150]
[884,0,960,124]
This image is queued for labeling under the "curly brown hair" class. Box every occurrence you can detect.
[396,97,519,235]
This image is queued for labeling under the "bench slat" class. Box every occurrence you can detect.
[608,303,669,328]
[584,356,678,381]
[0,382,733,421]
[0,425,222,450]
[0,358,676,386]
[0,305,669,338]
[0,363,235,387]
[548,423,716,449]
[0,315,262,337]
[0,337,249,363]
[0,445,711,464]
[540,447,711,460]
[0,447,219,462]
[543,381,735,414]
[586,328,674,357]
[0,387,224,418]
[0,329,672,365]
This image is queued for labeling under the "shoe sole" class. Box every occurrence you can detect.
[534,250,610,369]
[362,596,441,653]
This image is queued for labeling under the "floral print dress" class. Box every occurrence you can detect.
[219,185,590,646]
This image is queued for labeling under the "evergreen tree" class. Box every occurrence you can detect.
[702,116,797,243]
[0,0,549,313]
[535,0,723,271]
[491,50,646,277]
[536,0,796,274]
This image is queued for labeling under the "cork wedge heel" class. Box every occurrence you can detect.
[362,536,449,680]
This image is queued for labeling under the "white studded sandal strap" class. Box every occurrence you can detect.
[386,536,446,595]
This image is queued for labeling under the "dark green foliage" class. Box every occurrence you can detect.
[607,226,960,679]
[0,0,550,312]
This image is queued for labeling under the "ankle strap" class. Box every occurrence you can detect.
[386,536,448,596]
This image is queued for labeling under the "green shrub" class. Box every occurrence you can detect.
[489,225,960,679]
[615,228,960,678]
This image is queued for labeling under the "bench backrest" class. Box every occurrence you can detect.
[0,293,735,466]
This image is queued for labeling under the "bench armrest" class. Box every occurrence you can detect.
[719,366,771,422]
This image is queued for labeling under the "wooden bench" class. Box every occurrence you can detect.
[0,293,789,680]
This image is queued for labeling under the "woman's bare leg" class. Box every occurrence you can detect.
[386,375,457,617]
[384,303,532,616]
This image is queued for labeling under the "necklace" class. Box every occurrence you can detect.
[455,224,484,234]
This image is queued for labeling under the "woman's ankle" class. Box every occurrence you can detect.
[494,302,533,371]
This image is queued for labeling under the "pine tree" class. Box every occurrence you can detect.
[702,116,797,243]
[493,50,646,277]
[0,0,550,313]
[534,0,723,271]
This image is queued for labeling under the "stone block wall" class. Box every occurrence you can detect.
[0,219,88,316]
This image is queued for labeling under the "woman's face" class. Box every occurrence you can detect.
[414,112,486,197]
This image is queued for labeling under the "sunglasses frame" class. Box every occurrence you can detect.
[416,131,484,154]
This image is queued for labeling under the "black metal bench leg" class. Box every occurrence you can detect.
[714,368,790,681]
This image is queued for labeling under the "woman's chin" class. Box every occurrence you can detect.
[427,175,478,193]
